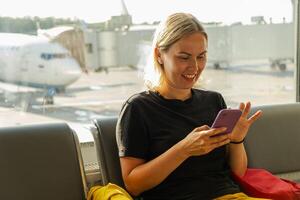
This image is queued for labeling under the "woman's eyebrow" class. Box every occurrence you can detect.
[178,50,207,56]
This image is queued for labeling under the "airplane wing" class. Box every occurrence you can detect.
[0,81,46,107]
[0,80,136,107]
[0,81,43,93]
[64,82,136,94]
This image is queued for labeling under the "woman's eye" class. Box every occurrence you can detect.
[179,56,189,60]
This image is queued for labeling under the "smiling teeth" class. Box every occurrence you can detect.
[183,74,196,79]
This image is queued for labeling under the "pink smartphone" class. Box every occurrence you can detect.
[211,109,242,135]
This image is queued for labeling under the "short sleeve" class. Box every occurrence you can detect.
[217,93,227,110]
[116,102,149,159]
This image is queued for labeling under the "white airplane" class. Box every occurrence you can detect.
[0,33,82,104]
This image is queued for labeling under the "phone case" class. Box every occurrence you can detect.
[211,109,242,134]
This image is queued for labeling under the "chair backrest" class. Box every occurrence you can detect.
[245,103,300,174]
[0,123,87,200]
[91,104,300,188]
[92,117,125,188]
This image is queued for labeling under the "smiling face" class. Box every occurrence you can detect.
[157,32,207,97]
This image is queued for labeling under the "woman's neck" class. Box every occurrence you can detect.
[156,85,192,101]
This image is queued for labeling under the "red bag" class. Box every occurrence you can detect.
[232,168,300,200]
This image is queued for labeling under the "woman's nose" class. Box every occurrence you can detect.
[188,58,199,69]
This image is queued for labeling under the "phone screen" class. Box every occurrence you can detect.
[211,109,242,135]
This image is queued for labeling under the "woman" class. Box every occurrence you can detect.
[116,12,265,200]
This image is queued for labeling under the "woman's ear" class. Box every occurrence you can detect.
[155,47,163,65]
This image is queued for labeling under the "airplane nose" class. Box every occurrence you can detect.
[61,59,82,85]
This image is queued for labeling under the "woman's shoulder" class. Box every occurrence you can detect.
[119,91,154,116]
[125,90,153,105]
[120,91,155,112]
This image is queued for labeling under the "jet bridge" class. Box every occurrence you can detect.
[206,23,294,71]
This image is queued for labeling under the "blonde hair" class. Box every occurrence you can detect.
[144,13,207,90]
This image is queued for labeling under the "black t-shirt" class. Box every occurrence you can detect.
[116,89,240,200]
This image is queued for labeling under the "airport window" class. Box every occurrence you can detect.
[0,0,297,127]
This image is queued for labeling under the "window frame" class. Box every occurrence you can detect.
[296,0,300,102]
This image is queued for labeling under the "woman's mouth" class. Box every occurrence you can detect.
[182,74,197,79]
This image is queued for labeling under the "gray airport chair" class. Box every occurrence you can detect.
[92,117,125,188]
[0,123,88,200]
[245,103,300,178]
[91,104,300,195]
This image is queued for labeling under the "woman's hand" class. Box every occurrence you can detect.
[179,125,231,157]
[229,102,262,142]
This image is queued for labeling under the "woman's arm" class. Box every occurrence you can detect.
[120,141,187,197]
[227,102,262,176]
[228,143,247,176]
[120,125,230,196]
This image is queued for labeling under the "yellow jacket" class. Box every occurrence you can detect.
[88,183,133,200]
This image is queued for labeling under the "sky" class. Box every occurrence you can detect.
[0,0,294,25]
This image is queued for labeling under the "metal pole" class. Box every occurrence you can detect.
[295,0,300,102]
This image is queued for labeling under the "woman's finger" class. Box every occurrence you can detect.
[239,102,245,111]
[208,133,229,144]
[241,102,251,118]
[248,110,263,124]
[206,127,227,136]
[194,125,210,132]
